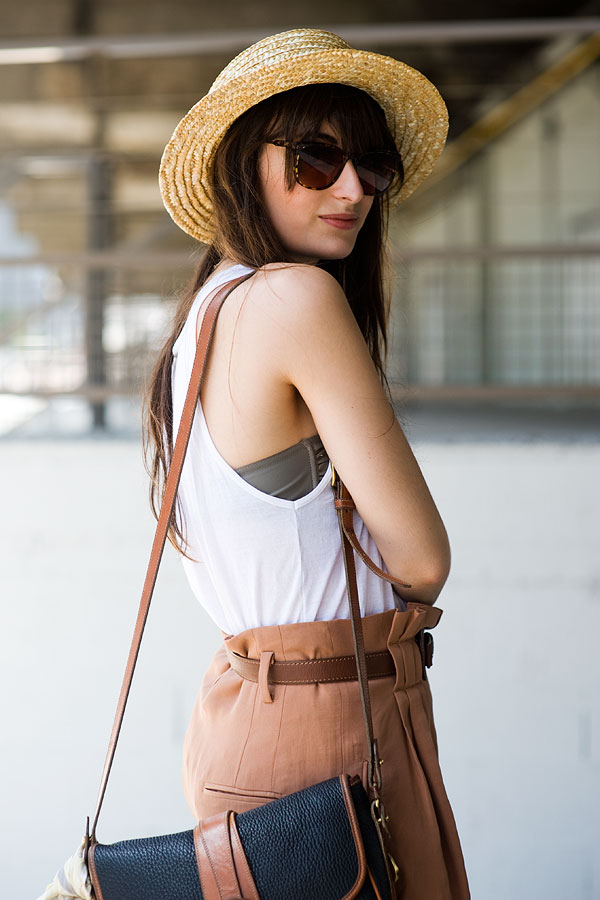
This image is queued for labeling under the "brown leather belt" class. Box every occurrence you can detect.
[226,648,396,684]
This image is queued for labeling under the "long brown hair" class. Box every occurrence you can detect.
[144,83,404,551]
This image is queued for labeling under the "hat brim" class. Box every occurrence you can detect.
[159,48,449,244]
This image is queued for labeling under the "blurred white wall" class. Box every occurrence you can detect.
[1,433,598,900]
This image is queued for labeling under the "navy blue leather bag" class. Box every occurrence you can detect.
[85,274,406,900]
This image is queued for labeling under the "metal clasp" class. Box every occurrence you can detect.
[368,741,383,793]
[387,851,400,882]
[371,795,392,838]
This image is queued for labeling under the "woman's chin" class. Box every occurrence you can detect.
[290,240,357,263]
[319,245,356,262]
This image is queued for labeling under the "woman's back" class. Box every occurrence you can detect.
[172,263,401,635]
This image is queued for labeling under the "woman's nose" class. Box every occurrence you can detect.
[332,159,364,201]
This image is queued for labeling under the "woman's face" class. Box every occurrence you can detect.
[258,123,374,264]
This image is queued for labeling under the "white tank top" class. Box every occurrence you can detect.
[171,264,403,636]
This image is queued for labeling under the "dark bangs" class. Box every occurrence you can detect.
[262,83,402,201]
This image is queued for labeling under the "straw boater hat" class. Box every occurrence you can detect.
[159,28,449,244]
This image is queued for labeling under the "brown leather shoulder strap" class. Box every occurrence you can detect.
[332,467,412,803]
[89,271,254,839]
[334,477,412,589]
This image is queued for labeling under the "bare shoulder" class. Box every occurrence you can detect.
[246,263,352,328]
[239,261,379,402]
[255,261,341,293]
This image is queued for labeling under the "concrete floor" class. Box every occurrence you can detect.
[1,403,599,899]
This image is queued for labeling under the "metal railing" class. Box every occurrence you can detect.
[0,245,598,420]
[388,243,600,398]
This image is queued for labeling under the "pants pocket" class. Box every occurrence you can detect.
[200,781,283,816]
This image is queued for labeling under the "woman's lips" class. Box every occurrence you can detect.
[319,215,358,230]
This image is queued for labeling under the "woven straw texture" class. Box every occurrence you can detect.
[159,28,449,244]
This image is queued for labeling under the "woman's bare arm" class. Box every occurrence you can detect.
[254,263,451,605]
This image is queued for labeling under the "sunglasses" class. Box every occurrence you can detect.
[268,139,403,196]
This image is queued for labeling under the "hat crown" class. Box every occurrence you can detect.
[209,28,352,94]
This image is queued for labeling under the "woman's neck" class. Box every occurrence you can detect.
[213,255,321,276]
[212,257,248,276]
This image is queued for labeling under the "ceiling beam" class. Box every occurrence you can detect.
[418,33,600,193]
[0,19,599,65]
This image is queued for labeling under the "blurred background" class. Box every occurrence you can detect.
[0,4,599,899]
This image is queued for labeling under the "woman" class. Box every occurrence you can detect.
[39,27,469,900]
[37,27,469,900]
[141,27,471,900]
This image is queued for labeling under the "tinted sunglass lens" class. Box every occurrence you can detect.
[292,144,401,194]
[356,153,400,195]
[296,144,344,189]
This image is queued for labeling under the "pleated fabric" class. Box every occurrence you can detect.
[182,604,470,900]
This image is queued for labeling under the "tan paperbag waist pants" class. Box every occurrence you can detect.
[182,604,470,900]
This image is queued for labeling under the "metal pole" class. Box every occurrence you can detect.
[85,152,111,428]
[478,154,493,384]
[0,19,599,64]
[83,52,112,429]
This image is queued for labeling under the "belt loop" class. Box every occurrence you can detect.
[415,631,434,680]
[258,650,275,703]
